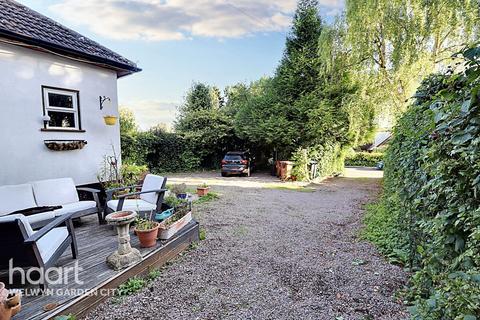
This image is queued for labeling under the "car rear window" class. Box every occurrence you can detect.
[224,155,244,161]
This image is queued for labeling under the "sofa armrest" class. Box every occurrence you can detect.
[115,189,168,212]
[116,189,168,199]
[77,187,101,211]
[25,211,76,244]
[77,187,100,193]
[105,185,141,194]
[105,185,141,204]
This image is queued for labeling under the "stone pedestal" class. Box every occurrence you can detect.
[105,211,142,271]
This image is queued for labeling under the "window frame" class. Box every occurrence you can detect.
[41,86,82,131]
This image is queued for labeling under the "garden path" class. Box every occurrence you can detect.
[85,168,407,320]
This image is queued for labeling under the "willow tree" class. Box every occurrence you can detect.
[345,0,480,119]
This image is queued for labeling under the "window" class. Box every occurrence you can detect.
[42,86,81,130]
[224,155,244,161]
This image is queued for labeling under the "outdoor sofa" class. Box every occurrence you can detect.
[0,178,101,229]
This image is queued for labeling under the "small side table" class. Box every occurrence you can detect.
[105,211,142,270]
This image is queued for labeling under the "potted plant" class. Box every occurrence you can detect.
[171,183,188,199]
[158,203,192,240]
[196,182,210,197]
[103,115,118,125]
[134,212,159,248]
[163,195,183,208]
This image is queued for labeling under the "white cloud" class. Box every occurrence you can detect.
[50,0,343,41]
[120,100,179,131]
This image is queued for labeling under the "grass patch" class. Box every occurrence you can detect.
[199,227,206,240]
[233,225,248,237]
[116,277,146,297]
[264,184,315,192]
[54,315,76,320]
[361,201,409,265]
[194,191,220,204]
[113,267,163,303]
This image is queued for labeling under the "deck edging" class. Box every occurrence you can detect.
[42,220,200,319]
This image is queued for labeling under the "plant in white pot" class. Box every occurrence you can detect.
[157,199,192,240]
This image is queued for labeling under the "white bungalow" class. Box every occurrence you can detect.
[0,0,141,186]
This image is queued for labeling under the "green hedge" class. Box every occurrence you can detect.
[345,151,383,167]
[123,129,201,173]
[364,47,480,319]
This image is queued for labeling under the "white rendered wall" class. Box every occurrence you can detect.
[0,42,121,186]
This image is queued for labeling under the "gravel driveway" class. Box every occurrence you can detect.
[85,168,408,320]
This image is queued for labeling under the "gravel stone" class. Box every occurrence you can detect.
[84,170,408,320]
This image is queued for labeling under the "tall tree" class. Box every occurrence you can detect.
[179,82,215,114]
[345,0,480,118]
[119,107,138,135]
[175,82,237,167]
[275,0,323,103]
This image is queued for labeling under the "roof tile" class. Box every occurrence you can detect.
[0,0,140,74]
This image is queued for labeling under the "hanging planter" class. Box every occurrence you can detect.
[44,140,87,151]
[104,115,117,126]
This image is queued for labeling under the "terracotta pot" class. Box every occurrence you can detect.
[5,293,20,318]
[103,115,117,125]
[134,223,159,248]
[196,187,209,197]
[0,283,21,320]
[0,283,7,320]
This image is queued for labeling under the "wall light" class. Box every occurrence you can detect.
[42,115,51,127]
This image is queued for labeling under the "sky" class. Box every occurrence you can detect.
[18,0,344,130]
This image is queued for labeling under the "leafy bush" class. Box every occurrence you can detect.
[54,315,76,320]
[291,148,310,181]
[290,144,348,181]
[121,125,201,173]
[120,164,148,185]
[362,200,409,265]
[163,195,186,208]
[366,46,480,319]
[116,277,147,296]
[194,191,219,204]
[118,0,375,177]
[345,151,383,167]
[171,183,187,195]
[309,142,347,178]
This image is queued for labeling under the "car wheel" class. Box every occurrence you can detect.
[221,172,227,177]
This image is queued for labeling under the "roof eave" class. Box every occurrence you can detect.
[0,30,141,77]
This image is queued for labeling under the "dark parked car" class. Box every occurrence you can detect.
[221,151,253,177]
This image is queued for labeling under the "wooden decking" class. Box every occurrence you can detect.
[1,215,199,320]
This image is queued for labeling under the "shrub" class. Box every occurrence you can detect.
[345,151,383,167]
[290,144,348,181]
[116,277,147,296]
[310,142,347,178]
[171,183,187,196]
[365,46,480,319]
[362,199,409,265]
[120,164,148,185]
[291,148,310,181]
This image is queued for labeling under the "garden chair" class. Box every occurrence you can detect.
[104,174,168,216]
[0,212,78,289]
